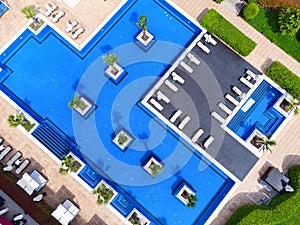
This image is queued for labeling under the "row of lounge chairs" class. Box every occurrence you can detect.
[169,109,190,130]
[0,137,31,175]
[45,3,85,39]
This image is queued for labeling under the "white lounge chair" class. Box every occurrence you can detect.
[15,159,31,175]
[246,69,260,81]
[171,72,185,84]
[180,61,193,74]
[157,91,170,103]
[211,111,226,124]
[45,4,57,17]
[0,146,12,160]
[232,86,246,98]
[170,109,182,123]
[191,128,204,143]
[187,53,200,65]
[6,151,22,167]
[72,27,85,39]
[178,116,190,130]
[204,33,217,46]
[164,79,178,92]
[65,20,78,32]
[218,102,232,115]
[197,41,210,54]
[0,208,9,216]
[0,137,3,145]
[225,94,239,106]
[203,136,214,149]
[52,10,65,23]
[240,76,254,89]
[150,98,163,111]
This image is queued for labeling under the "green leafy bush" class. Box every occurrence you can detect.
[242,2,259,19]
[200,9,257,56]
[226,164,300,225]
[278,7,300,36]
[214,0,224,3]
[265,61,300,99]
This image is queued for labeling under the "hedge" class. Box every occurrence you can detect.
[265,61,300,99]
[226,165,300,225]
[200,9,257,56]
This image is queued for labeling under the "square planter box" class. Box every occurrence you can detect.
[73,97,96,119]
[135,30,156,52]
[113,130,133,152]
[105,63,127,85]
[127,208,150,225]
[143,156,163,178]
[174,181,196,206]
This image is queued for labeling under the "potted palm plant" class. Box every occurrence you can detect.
[22,5,44,31]
[135,15,154,48]
[286,98,299,115]
[59,155,82,174]
[251,134,276,152]
[68,95,87,110]
[113,130,133,151]
[93,183,114,204]
[136,15,149,41]
[149,162,163,178]
[102,53,125,81]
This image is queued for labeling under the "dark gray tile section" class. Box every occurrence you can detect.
[147,34,260,180]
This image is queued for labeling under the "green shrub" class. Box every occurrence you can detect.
[278,7,300,36]
[200,9,257,56]
[265,61,300,99]
[226,164,300,225]
[242,2,259,19]
[214,0,224,3]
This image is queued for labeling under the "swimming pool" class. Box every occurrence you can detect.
[227,80,286,140]
[0,0,235,224]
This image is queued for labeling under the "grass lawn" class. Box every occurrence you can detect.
[245,7,300,62]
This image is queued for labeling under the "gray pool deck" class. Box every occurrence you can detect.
[146,34,259,181]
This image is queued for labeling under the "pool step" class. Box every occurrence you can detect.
[110,194,134,217]
[78,165,102,188]
[251,80,270,101]
[32,122,75,160]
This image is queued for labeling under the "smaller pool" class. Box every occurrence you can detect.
[228,80,286,140]
[0,2,8,17]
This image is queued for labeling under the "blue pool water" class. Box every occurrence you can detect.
[0,0,235,224]
[227,80,286,140]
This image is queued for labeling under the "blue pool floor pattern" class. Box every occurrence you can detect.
[0,0,235,224]
[228,80,285,140]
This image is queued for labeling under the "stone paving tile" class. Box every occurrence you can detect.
[1,1,300,225]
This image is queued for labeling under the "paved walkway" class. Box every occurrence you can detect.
[0,0,300,225]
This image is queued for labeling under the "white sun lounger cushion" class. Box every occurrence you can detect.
[65,20,78,32]
[164,79,178,92]
[240,77,254,89]
[187,53,200,65]
[246,69,260,81]
[211,111,226,124]
[218,102,232,115]
[150,98,163,111]
[171,72,185,84]
[204,33,217,46]
[170,109,182,123]
[178,116,190,130]
[225,94,239,106]
[197,42,210,54]
[0,146,12,160]
[0,137,3,145]
[192,128,204,143]
[180,61,193,74]
[156,91,170,103]
[15,159,31,175]
[204,136,214,149]
[72,27,85,39]
[52,10,65,23]
[6,151,22,167]
[45,4,57,17]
